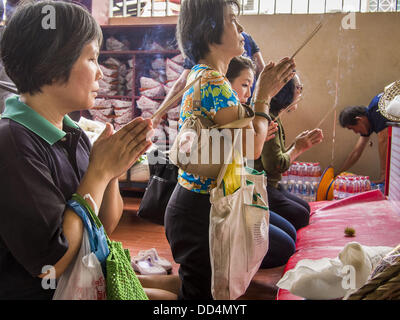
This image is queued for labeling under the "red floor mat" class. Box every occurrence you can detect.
[277,190,400,300]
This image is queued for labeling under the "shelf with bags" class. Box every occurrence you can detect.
[82,24,184,191]
[94,28,183,128]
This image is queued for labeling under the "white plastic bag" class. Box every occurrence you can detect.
[276,242,392,300]
[53,229,106,300]
[130,156,150,182]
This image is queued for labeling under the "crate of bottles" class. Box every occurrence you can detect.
[278,162,322,202]
[332,173,372,200]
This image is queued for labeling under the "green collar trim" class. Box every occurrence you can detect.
[1,95,79,145]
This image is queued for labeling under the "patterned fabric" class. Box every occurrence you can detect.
[178,64,240,194]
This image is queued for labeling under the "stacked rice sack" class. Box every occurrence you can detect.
[136,94,165,144]
[89,98,133,131]
[100,36,133,97]
[136,53,184,145]
[105,36,130,51]
[125,59,134,97]
[99,57,131,97]
[113,99,134,131]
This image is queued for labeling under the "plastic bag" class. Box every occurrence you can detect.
[276,242,392,300]
[53,229,106,300]
[130,155,150,182]
[222,150,241,195]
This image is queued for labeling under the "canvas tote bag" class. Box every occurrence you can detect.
[209,130,270,300]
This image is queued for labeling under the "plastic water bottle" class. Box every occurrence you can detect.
[333,177,340,200]
[287,179,294,193]
[309,163,315,183]
[354,176,361,194]
[338,176,346,199]
[359,176,366,193]
[298,163,306,184]
[303,163,310,183]
[295,180,303,199]
[289,162,299,181]
[364,176,371,191]
[312,162,322,184]
[345,177,355,198]
[342,177,348,198]
[302,163,307,183]
[304,181,312,202]
[309,163,315,184]
[293,180,298,197]
[310,182,317,202]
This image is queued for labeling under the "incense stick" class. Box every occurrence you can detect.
[314,104,337,129]
[290,22,323,59]
[0,80,18,94]
[151,76,201,120]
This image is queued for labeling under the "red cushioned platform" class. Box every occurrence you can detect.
[276,190,400,300]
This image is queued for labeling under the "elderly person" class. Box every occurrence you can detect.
[0,1,185,300]
[165,0,296,299]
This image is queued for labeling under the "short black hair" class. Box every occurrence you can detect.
[270,78,296,114]
[1,0,103,95]
[226,56,255,83]
[176,0,240,64]
[338,106,367,127]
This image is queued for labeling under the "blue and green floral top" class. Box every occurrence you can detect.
[177,64,240,194]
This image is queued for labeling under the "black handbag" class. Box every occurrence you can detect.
[137,148,178,225]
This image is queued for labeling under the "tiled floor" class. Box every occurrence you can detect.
[109,196,285,300]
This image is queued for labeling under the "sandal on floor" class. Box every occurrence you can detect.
[131,254,167,275]
[138,248,173,273]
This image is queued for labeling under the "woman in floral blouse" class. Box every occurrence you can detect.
[165,0,296,299]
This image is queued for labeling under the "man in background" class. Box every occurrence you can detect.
[338,93,389,183]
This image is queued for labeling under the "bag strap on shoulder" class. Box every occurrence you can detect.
[151,74,201,120]
[192,70,203,116]
[151,68,206,120]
